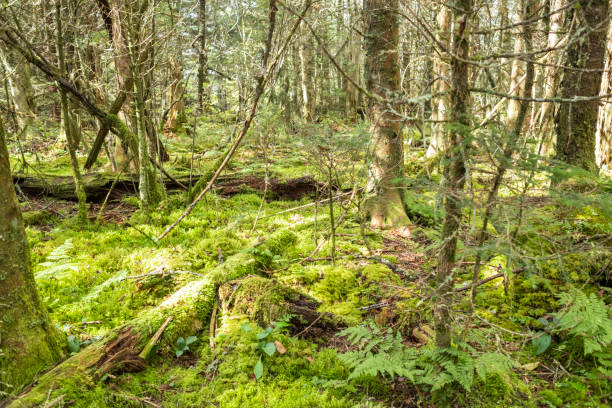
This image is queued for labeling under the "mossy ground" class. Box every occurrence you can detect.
[5,118,612,407]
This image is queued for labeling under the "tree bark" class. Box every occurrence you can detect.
[344,0,360,120]
[434,0,472,348]
[163,61,185,138]
[364,0,410,229]
[0,117,65,396]
[554,0,609,173]
[537,0,566,143]
[426,5,451,158]
[596,20,612,169]
[299,22,316,121]
[0,50,37,139]
[197,0,209,113]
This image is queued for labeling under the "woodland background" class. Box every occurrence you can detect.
[0,0,611,407]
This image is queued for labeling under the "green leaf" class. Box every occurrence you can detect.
[254,358,264,380]
[263,342,276,356]
[241,322,252,333]
[185,336,198,346]
[532,333,551,355]
[257,327,272,340]
[67,335,80,353]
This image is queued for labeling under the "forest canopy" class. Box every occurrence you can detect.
[0,0,611,407]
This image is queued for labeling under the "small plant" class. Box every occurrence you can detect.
[242,316,292,380]
[36,239,79,279]
[67,335,81,354]
[338,323,517,394]
[175,336,198,357]
[338,322,422,381]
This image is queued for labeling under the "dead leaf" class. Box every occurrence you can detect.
[521,362,539,371]
[274,340,287,354]
[305,356,314,363]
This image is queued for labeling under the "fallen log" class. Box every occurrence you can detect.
[219,276,345,339]
[5,230,341,407]
[13,173,320,202]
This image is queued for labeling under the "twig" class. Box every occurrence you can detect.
[122,269,204,281]
[77,321,104,326]
[139,315,174,360]
[209,302,218,348]
[295,315,322,337]
[454,273,505,293]
[258,190,354,220]
[368,256,413,278]
[301,186,358,263]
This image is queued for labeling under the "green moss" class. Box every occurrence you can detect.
[220,276,315,327]
[312,266,358,303]
[22,210,56,226]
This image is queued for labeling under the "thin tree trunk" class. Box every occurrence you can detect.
[434,0,472,349]
[299,22,316,121]
[56,0,88,223]
[537,0,566,148]
[345,0,360,119]
[470,0,536,303]
[427,5,451,158]
[197,0,209,113]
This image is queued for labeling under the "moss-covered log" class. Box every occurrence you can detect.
[5,230,333,406]
[219,276,345,338]
[13,173,319,202]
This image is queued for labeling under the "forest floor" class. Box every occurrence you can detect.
[4,118,612,407]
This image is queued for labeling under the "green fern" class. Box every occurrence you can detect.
[36,239,79,279]
[555,289,612,356]
[338,323,422,381]
[338,323,517,393]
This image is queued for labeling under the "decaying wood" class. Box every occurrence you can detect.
[13,173,320,202]
[219,276,345,339]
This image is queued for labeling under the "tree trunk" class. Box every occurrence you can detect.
[0,117,65,396]
[364,0,410,229]
[56,0,88,223]
[128,0,165,210]
[163,61,185,138]
[299,22,316,121]
[344,0,360,120]
[596,21,612,169]
[433,0,472,348]
[0,50,37,139]
[427,5,451,158]
[470,0,536,303]
[554,0,609,173]
[537,0,566,149]
[197,0,209,113]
